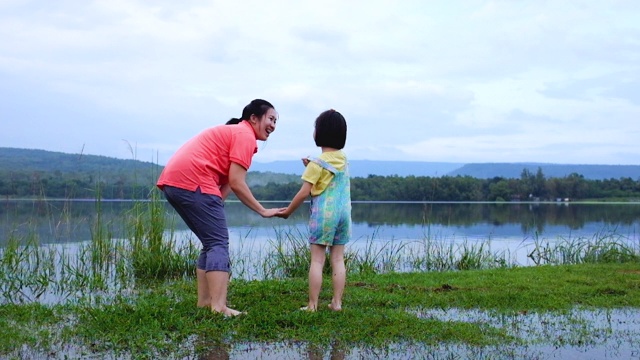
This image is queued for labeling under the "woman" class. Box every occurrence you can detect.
[157,99,283,316]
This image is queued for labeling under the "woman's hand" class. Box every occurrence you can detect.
[261,207,287,218]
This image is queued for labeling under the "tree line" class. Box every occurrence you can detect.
[1,167,639,201]
[251,168,640,202]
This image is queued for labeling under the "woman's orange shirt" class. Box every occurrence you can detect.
[157,120,257,197]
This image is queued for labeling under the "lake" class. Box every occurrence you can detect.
[2,199,639,269]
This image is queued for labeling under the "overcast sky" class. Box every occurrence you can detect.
[1,1,639,166]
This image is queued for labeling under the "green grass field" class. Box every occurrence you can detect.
[2,262,639,359]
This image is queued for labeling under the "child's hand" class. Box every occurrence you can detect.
[276,207,291,219]
[301,157,310,167]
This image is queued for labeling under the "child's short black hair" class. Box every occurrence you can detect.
[314,109,347,149]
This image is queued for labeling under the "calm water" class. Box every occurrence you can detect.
[2,199,640,266]
[3,200,640,240]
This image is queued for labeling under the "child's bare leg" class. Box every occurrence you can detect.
[206,270,243,316]
[329,245,345,311]
[196,268,211,307]
[306,244,327,311]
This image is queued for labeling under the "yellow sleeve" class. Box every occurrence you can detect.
[302,160,334,196]
[301,161,322,184]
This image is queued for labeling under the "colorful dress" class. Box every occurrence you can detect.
[307,157,352,246]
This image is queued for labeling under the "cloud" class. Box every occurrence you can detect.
[397,108,640,164]
[0,0,639,165]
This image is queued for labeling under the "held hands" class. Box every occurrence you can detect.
[263,159,310,220]
[275,207,292,219]
[260,206,293,219]
[261,207,288,218]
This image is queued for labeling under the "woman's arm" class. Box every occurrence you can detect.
[228,162,279,217]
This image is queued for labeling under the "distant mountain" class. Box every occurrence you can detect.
[250,160,464,177]
[2,147,637,181]
[0,147,160,184]
[448,163,640,180]
[0,147,297,186]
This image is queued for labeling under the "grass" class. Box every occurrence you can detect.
[0,303,59,354]
[1,262,639,358]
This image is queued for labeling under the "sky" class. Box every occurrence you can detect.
[1,1,639,166]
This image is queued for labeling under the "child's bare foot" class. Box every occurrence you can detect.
[212,306,245,317]
[197,297,212,308]
[328,303,342,311]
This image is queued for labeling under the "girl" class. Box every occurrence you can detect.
[278,109,351,311]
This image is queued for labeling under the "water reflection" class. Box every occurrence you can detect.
[12,337,640,360]
[307,341,346,360]
[198,344,229,360]
[2,200,640,246]
[411,307,640,359]
[190,307,640,359]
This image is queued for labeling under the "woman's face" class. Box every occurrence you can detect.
[251,108,278,141]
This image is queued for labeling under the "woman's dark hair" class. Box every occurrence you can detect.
[314,109,347,149]
[227,99,274,124]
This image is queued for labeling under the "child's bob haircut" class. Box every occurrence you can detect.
[314,109,347,149]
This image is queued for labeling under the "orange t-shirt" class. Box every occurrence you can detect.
[156,120,258,197]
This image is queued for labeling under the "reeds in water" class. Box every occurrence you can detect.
[528,229,639,265]
[0,234,55,303]
[126,191,198,280]
[2,198,639,305]
[263,227,311,279]
[348,229,408,275]
[0,193,199,304]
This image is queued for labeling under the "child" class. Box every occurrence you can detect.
[278,109,351,312]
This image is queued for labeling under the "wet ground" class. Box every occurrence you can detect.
[9,307,640,359]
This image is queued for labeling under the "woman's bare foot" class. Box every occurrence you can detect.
[328,303,342,311]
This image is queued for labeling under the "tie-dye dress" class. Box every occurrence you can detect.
[307,157,352,246]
